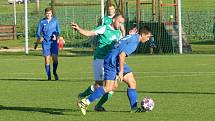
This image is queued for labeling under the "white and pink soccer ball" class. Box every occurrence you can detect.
[141,97,155,112]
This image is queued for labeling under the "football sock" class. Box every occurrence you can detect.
[79,85,94,98]
[53,62,58,75]
[95,91,113,107]
[87,86,105,103]
[127,88,138,109]
[45,64,51,79]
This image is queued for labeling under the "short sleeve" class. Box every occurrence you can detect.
[93,25,106,35]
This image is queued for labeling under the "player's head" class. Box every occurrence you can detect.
[107,4,115,16]
[44,7,53,19]
[112,14,125,30]
[139,26,152,43]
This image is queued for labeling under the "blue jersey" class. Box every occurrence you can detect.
[36,16,61,42]
[104,34,140,80]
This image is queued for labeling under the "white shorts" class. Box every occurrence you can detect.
[93,59,104,81]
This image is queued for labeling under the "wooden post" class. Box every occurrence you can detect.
[158,0,162,23]
[152,0,156,21]
[51,0,56,15]
[174,0,178,22]
[36,0,40,14]
[136,0,140,29]
[158,0,162,53]
[121,0,126,17]
[13,25,16,40]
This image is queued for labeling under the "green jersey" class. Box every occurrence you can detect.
[93,25,122,59]
[103,16,113,25]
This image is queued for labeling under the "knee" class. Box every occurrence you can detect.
[94,81,103,87]
[128,80,136,88]
[104,86,113,92]
[113,82,118,90]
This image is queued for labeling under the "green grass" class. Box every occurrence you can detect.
[0,54,215,121]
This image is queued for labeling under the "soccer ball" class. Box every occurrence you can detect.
[141,97,155,112]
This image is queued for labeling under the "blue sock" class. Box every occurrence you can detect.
[127,88,138,109]
[53,62,58,75]
[87,86,105,103]
[45,64,51,79]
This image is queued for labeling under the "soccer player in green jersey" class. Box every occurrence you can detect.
[71,14,125,111]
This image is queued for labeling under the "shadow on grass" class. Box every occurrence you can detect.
[116,90,215,95]
[0,105,79,115]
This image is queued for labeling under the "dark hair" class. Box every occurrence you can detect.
[139,26,151,35]
[45,7,53,13]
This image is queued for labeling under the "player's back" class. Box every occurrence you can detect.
[104,34,140,66]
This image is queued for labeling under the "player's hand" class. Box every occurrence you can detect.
[70,22,79,31]
[39,37,44,42]
[118,71,124,82]
[34,42,38,50]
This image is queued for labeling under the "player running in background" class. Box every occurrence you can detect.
[71,14,124,111]
[35,7,61,80]
[78,26,152,115]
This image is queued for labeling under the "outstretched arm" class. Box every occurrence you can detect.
[70,22,96,37]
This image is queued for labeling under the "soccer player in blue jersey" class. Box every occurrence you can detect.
[35,7,61,80]
[78,26,152,115]
[71,14,124,112]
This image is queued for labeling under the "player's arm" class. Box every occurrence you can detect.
[34,22,43,49]
[120,25,126,37]
[118,52,126,81]
[70,22,96,37]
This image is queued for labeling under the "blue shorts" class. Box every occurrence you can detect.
[104,63,132,80]
[42,41,58,56]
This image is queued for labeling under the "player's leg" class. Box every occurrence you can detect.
[51,41,59,80]
[123,72,139,112]
[150,47,154,54]
[52,55,58,80]
[78,80,115,115]
[78,59,104,98]
[122,64,140,112]
[44,56,51,80]
[94,80,118,111]
[78,61,117,115]
[42,42,51,80]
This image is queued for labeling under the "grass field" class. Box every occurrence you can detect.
[0,54,215,121]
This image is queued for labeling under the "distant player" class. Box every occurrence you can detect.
[71,14,124,111]
[99,4,125,36]
[35,7,61,80]
[78,26,152,115]
[149,36,156,54]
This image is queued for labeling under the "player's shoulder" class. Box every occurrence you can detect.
[121,34,138,41]
[39,17,46,22]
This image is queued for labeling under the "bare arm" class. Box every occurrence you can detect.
[118,52,126,81]
[120,25,126,37]
[70,22,96,37]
